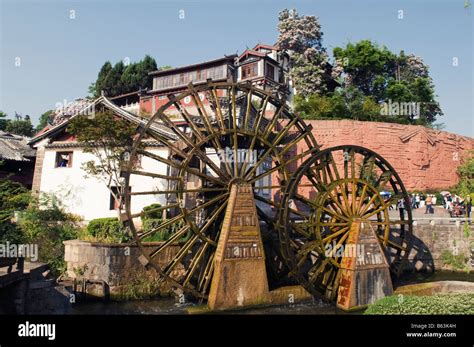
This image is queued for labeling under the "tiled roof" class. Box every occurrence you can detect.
[0,131,35,161]
[28,96,177,145]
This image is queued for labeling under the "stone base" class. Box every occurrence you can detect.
[188,285,313,314]
[336,221,393,311]
[208,183,270,310]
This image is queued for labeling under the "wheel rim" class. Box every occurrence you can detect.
[279,145,413,299]
[121,82,319,299]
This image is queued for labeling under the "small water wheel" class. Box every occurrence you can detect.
[278,145,413,299]
[121,82,318,299]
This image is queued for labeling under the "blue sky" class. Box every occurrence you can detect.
[1,0,472,137]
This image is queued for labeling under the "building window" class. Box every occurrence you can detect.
[241,62,258,79]
[55,151,73,168]
[265,64,275,80]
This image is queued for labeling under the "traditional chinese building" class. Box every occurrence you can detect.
[28,97,175,221]
[0,131,36,188]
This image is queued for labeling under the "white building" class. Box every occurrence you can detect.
[28,97,175,222]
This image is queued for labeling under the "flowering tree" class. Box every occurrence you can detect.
[277,9,329,96]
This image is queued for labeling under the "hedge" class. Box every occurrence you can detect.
[86,217,128,243]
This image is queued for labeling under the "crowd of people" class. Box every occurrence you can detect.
[404,192,472,219]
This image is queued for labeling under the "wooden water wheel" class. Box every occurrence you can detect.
[121,82,318,299]
[278,145,413,299]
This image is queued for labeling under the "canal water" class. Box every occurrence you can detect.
[71,271,474,315]
[71,297,352,315]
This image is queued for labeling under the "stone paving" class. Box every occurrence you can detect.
[388,205,468,224]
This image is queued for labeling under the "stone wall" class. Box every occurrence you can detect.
[302,120,474,191]
[408,223,474,272]
[64,223,474,298]
[63,240,180,289]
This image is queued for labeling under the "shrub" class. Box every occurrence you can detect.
[17,194,81,277]
[141,203,163,220]
[85,217,129,243]
[142,218,168,241]
[0,179,30,243]
[441,250,469,270]
[141,219,189,242]
[116,270,162,300]
[140,203,186,242]
[364,294,474,315]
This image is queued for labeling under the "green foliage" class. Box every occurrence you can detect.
[441,250,469,271]
[35,110,54,132]
[141,219,168,241]
[141,218,188,242]
[140,203,188,242]
[88,61,112,97]
[16,194,81,277]
[364,294,474,314]
[5,116,33,137]
[68,110,136,210]
[333,40,397,100]
[0,111,9,131]
[455,150,474,198]
[0,179,30,243]
[85,217,129,243]
[0,182,81,277]
[294,86,382,122]
[141,203,163,220]
[331,40,442,125]
[117,270,162,300]
[89,55,158,98]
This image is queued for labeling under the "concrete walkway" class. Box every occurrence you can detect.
[389,206,471,225]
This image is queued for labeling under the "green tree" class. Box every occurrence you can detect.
[5,115,33,137]
[68,111,137,221]
[294,86,381,122]
[332,40,442,125]
[121,63,140,94]
[136,55,158,90]
[89,56,158,98]
[333,40,397,101]
[89,61,113,98]
[455,150,474,199]
[36,110,54,132]
[0,111,10,131]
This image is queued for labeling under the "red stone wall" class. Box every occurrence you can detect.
[303,120,474,191]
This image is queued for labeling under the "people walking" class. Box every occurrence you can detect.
[425,195,432,214]
[397,198,405,220]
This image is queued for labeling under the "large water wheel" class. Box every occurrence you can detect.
[121,82,413,303]
[121,82,318,299]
